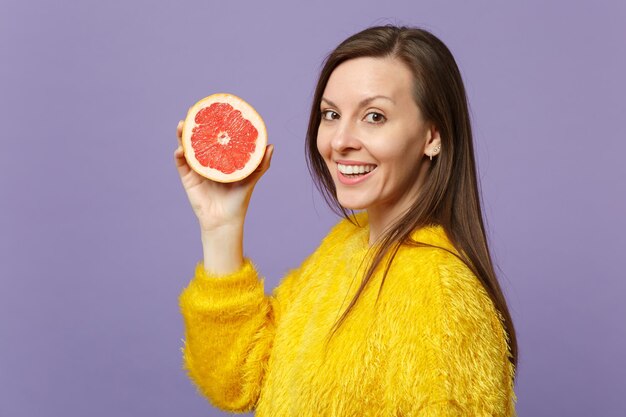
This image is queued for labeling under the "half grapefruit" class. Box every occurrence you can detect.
[181,93,267,183]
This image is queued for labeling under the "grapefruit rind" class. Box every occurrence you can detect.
[181,93,268,183]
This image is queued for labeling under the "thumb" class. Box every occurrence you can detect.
[258,144,274,175]
[245,144,274,185]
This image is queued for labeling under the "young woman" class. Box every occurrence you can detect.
[174,25,518,416]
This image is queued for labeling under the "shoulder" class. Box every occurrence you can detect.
[389,225,501,328]
[395,224,476,285]
[380,227,516,413]
[391,224,465,283]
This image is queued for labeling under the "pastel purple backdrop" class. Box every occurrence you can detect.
[1,1,625,416]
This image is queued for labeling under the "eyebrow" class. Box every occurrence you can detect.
[321,95,395,109]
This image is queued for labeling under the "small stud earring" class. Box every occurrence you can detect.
[429,145,441,161]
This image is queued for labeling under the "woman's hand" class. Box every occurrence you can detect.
[174,120,274,233]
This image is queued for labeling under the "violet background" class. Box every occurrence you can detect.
[1,1,625,416]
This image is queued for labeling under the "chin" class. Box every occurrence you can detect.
[336,194,371,211]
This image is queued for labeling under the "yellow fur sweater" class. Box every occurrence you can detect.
[179,214,517,416]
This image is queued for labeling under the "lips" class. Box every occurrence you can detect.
[335,161,377,185]
[337,163,377,175]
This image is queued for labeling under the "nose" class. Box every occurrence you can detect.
[331,121,362,153]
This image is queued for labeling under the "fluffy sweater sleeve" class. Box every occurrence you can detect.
[178,258,302,412]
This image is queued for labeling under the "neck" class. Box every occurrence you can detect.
[367,209,390,246]
[367,195,414,246]
[366,160,431,245]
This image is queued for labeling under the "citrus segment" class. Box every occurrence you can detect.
[191,103,258,174]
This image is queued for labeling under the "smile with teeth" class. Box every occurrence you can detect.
[337,163,377,176]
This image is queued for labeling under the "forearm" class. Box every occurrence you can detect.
[201,224,244,275]
[179,260,273,412]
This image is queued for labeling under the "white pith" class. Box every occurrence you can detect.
[217,131,231,145]
[337,163,377,175]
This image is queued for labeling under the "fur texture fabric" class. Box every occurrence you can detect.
[179,213,517,416]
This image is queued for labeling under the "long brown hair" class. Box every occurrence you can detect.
[305,25,518,374]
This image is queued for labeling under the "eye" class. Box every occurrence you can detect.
[364,112,386,124]
[321,110,339,121]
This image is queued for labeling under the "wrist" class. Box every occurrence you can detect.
[200,224,244,275]
[200,221,244,240]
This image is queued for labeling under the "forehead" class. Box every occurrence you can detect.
[323,56,414,103]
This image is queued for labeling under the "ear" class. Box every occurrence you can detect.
[423,123,442,159]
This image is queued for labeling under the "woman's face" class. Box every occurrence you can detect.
[317,56,439,216]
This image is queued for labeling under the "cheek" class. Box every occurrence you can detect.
[372,139,421,177]
[316,131,331,159]
[368,140,407,164]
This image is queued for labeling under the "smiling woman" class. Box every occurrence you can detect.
[316,56,436,241]
[176,25,518,417]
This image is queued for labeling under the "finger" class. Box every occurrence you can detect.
[254,144,273,174]
[174,145,191,176]
[246,144,274,185]
[174,145,184,159]
[262,144,274,171]
[176,120,184,144]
